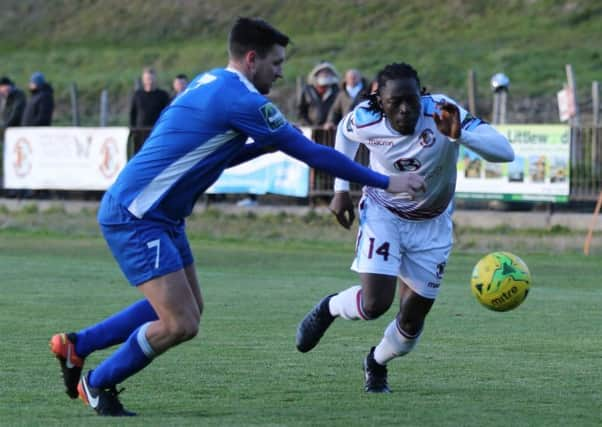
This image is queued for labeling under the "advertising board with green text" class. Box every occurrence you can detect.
[456,124,570,202]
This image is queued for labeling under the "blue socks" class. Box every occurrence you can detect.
[88,322,156,389]
[75,299,158,358]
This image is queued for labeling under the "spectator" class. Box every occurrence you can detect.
[130,67,170,151]
[368,70,383,94]
[324,69,369,130]
[0,76,26,128]
[21,72,54,126]
[297,61,339,126]
[171,73,189,100]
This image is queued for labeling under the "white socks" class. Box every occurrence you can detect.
[328,286,421,365]
[136,322,156,359]
[328,285,368,320]
[373,319,420,365]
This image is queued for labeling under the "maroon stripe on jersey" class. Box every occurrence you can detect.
[364,188,447,220]
[385,205,446,220]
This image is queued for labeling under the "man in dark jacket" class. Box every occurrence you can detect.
[22,72,54,126]
[0,76,26,128]
[130,67,170,152]
[297,62,339,126]
[324,69,369,130]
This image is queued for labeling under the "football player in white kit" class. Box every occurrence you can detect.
[296,63,514,392]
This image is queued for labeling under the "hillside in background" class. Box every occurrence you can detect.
[1,0,600,125]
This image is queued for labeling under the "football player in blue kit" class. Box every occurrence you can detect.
[296,63,514,393]
[49,19,422,416]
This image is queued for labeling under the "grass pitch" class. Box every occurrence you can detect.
[0,228,601,426]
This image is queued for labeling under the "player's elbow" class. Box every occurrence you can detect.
[485,139,515,163]
[499,143,515,162]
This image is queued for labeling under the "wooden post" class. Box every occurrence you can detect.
[584,189,602,255]
[593,81,600,126]
[565,64,580,126]
[467,69,477,115]
[99,89,109,127]
[69,83,80,126]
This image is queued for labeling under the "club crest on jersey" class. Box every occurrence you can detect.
[394,157,422,172]
[259,102,286,131]
[419,129,436,147]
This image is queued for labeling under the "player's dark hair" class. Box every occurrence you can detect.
[229,17,290,59]
[366,62,427,112]
[175,74,188,80]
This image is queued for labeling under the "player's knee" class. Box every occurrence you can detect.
[173,319,199,342]
[182,320,199,341]
[165,314,199,343]
[361,299,391,320]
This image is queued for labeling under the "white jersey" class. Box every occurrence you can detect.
[339,95,484,220]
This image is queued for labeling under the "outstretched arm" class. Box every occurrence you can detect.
[273,125,387,188]
[269,125,425,194]
[456,125,514,162]
[434,101,514,163]
[227,141,273,168]
[227,95,424,194]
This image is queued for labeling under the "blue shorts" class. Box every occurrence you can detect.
[98,193,194,286]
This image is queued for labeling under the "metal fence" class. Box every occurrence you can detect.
[569,126,602,201]
[309,128,370,198]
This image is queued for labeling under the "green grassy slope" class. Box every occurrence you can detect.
[1,0,600,124]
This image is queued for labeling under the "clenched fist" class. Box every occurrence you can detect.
[433,101,461,139]
[329,191,355,229]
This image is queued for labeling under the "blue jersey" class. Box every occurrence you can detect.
[105,67,388,224]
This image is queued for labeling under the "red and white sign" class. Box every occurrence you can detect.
[557,86,576,122]
[3,127,129,190]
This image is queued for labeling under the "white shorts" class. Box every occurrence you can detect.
[351,196,453,300]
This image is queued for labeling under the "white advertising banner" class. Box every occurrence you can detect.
[456,124,570,202]
[206,151,309,197]
[3,127,129,190]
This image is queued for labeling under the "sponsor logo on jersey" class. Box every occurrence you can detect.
[259,102,286,131]
[427,282,440,288]
[419,128,436,147]
[367,138,394,146]
[393,157,422,172]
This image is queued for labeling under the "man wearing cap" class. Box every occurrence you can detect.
[0,76,26,128]
[297,61,340,126]
[22,71,54,126]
